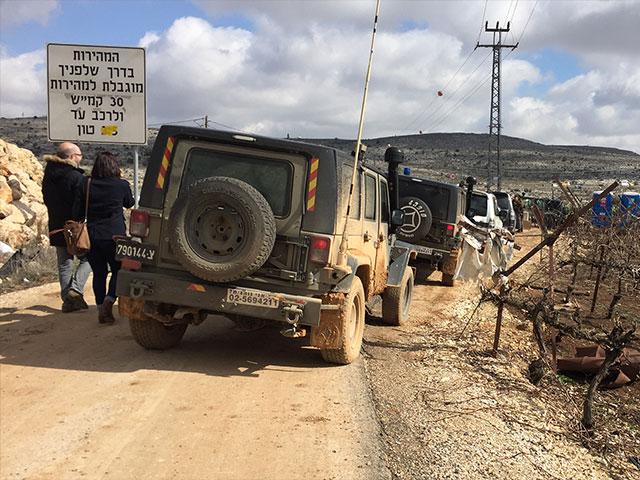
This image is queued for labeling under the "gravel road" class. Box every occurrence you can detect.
[0,283,389,480]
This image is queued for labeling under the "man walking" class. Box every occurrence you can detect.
[42,142,91,312]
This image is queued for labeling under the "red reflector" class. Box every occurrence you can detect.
[447,224,455,231]
[311,237,330,250]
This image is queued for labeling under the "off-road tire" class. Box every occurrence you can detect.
[169,177,276,283]
[397,196,432,242]
[320,277,365,365]
[441,273,456,287]
[441,251,459,287]
[129,317,188,350]
[382,268,414,326]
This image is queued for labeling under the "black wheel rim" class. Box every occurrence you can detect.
[185,198,248,263]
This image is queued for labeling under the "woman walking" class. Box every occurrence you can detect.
[75,151,134,323]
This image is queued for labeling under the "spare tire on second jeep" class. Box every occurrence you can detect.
[397,196,432,242]
[169,176,276,283]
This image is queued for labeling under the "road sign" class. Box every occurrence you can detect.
[47,43,146,144]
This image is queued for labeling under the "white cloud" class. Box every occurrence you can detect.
[0,1,638,153]
[0,0,59,28]
[0,47,46,117]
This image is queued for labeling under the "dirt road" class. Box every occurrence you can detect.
[0,283,389,480]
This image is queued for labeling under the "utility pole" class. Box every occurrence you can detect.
[204,115,208,128]
[476,21,517,191]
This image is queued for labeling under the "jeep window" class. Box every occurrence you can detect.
[469,193,488,217]
[380,179,390,223]
[182,148,292,217]
[364,174,377,220]
[342,165,361,219]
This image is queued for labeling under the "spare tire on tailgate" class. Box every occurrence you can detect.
[397,196,432,242]
[169,176,276,283]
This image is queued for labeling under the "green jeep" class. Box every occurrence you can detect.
[115,126,415,364]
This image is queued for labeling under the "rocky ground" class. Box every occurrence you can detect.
[1,231,638,479]
[364,232,639,480]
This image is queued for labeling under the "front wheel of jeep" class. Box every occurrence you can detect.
[382,268,414,326]
[129,317,188,350]
[320,277,365,365]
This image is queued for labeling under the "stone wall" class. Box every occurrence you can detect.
[0,139,49,252]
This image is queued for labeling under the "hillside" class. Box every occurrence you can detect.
[1,117,637,195]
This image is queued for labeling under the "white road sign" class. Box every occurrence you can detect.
[47,43,146,144]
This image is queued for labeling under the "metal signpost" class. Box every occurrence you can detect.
[47,43,146,205]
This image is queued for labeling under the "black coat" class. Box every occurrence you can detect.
[74,177,135,242]
[42,156,86,247]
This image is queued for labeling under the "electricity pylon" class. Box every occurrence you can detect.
[476,21,518,191]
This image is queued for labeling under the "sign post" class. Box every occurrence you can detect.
[47,43,146,144]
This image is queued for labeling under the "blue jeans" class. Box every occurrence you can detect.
[55,246,92,300]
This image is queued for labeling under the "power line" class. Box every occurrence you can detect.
[147,117,205,127]
[402,0,490,134]
[427,72,491,133]
[516,0,539,45]
[420,50,492,131]
[402,47,478,132]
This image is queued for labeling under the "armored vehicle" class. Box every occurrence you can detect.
[115,126,415,364]
[396,175,466,286]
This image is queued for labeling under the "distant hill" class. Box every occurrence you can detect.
[301,133,639,184]
[1,117,637,192]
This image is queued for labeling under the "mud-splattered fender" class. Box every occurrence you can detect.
[332,252,371,294]
[386,242,413,287]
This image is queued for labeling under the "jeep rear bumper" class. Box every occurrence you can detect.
[116,270,322,326]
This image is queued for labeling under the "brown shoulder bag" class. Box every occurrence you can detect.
[50,178,92,256]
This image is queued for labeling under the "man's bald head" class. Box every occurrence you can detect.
[57,142,82,164]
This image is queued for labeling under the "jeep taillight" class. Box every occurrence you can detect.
[446,224,455,235]
[130,209,149,238]
[309,236,331,264]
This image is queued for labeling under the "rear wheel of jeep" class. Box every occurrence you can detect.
[320,277,365,365]
[382,268,414,326]
[129,316,188,350]
[441,250,459,287]
[169,177,276,283]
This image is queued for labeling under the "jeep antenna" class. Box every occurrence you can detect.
[337,0,381,267]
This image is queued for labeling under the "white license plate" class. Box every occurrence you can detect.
[226,288,279,309]
[414,245,434,255]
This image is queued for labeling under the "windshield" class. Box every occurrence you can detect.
[469,193,488,217]
[182,148,293,217]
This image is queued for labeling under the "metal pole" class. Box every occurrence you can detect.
[134,146,139,208]
[337,0,381,267]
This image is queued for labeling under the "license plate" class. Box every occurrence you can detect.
[414,245,434,256]
[115,239,157,263]
[226,288,279,309]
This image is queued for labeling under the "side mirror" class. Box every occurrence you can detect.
[391,209,404,228]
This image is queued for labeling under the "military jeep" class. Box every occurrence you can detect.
[115,126,415,364]
[396,175,466,286]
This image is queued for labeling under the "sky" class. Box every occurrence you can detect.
[1,0,639,154]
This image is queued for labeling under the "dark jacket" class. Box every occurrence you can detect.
[42,155,86,247]
[74,177,135,242]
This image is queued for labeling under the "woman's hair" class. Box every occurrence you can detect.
[91,151,121,178]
